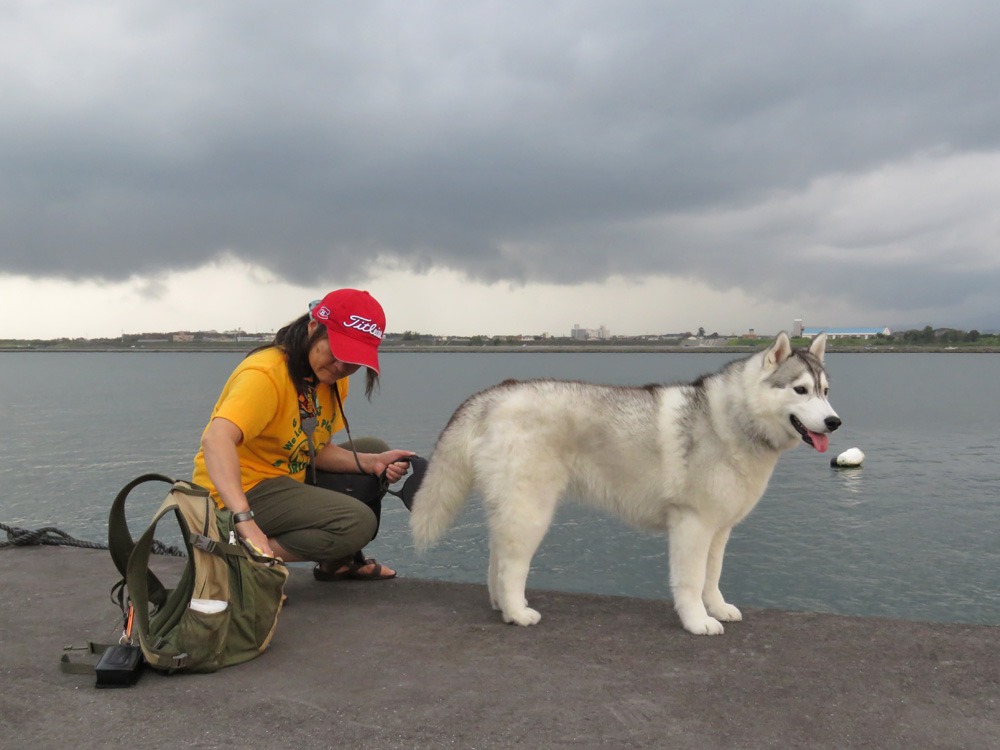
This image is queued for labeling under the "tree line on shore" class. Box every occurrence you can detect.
[4,325,996,351]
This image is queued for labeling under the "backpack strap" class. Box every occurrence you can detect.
[59,641,117,675]
[108,473,176,608]
[167,481,250,559]
[189,532,257,560]
[125,486,198,671]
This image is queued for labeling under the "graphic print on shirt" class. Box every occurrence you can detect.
[280,420,311,475]
[276,384,336,476]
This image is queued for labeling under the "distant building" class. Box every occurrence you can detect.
[571,324,610,341]
[681,336,718,348]
[801,326,891,340]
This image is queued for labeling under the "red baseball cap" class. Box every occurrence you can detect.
[310,289,386,374]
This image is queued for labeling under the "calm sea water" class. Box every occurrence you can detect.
[2,350,998,625]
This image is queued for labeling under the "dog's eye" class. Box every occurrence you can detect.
[824,387,829,396]
[793,386,808,395]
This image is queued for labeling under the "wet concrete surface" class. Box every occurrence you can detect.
[2,546,997,749]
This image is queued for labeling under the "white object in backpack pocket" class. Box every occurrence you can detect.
[189,599,228,614]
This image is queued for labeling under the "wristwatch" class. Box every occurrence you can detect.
[232,510,255,524]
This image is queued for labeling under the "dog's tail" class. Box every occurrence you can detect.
[409,405,479,552]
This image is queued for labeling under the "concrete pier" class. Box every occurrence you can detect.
[2,546,997,749]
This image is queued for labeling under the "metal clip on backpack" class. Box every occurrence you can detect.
[107,474,288,673]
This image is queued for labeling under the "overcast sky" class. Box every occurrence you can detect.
[2,0,999,339]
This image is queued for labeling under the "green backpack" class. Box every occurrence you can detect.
[107,474,288,673]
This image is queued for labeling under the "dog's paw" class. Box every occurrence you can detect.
[490,596,529,612]
[502,607,542,626]
[682,615,725,636]
[707,603,742,622]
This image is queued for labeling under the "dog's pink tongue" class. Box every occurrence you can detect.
[810,432,829,453]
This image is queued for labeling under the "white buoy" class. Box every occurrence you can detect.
[831,447,865,467]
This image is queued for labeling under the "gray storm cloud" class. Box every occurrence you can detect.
[2,0,1000,325]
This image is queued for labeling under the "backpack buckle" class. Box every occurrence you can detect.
[192,534,217,554]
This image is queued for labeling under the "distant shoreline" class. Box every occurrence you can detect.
[2,344,999,354]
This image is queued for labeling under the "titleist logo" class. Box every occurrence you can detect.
[344,315,383,340]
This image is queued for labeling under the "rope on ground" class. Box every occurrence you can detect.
[0,523,186,557]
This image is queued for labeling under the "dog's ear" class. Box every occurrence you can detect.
[809,332,827,362]
[764,332,793,368]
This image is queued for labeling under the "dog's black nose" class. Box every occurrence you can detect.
[825,416,842,432]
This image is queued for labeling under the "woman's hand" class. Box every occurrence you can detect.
[234,518,275,559]
[368,449,416,483]
[315,444,415,481]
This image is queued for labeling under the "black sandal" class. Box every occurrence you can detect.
[313,554,396,581]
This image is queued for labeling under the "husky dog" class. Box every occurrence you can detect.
[410,333,840,635]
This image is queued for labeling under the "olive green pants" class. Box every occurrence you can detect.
[245,437,389,563]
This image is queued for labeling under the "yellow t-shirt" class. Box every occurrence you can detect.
[192,347,348,506]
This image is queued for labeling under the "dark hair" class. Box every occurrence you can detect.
[250,313,379,399]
